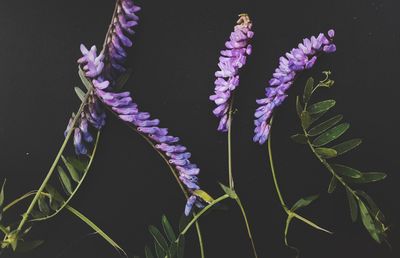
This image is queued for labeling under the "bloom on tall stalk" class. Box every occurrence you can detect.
[210,14,254,132]
[76,0,204,215]
[253,30,336,144]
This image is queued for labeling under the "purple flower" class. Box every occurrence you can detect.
[210,14,253,132]
[253,29,336,145]
[77,1,204,215]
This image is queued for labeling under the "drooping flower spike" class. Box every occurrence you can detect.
[253,29,336,145]
[66,0,140,155]
[210,14,254,132]
[75,0,204,215]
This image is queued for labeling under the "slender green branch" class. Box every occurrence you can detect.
[267,127,331,235]
[30,131,101,222]
[227,97,235,189]
[0,225,8,235]
[178,194,230,237]
[226,98,259,258]
[105,106,205,257]
[3,191,37,213]
[235,197,259,258]
[16,90,92,232]
[267,129,288,212]
[301,126,361,202]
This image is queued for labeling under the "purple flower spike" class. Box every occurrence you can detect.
[77,1,204,215]
[253,30,336,145]
[210,14,253,132]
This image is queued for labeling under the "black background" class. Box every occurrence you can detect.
[0,0,399,257]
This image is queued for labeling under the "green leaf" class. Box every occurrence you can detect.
[346,189,358,222]
[178,214,190,233]
[284,215,294,246]
[315,148,337,159]
[0,179,6,220]
[154,241,166,258]
[290,134,308,144]
[74,87,86,102]
[0,179,5,208]
[37,196,50,215]
[161,215,176,243]
[307,100,336,114]
[308,115,343,136]
[219,183,237,199]
[61,155,81,183]
[310,110,328,125]
[331,164,362,178]
[358,200,381,243]
[301,111,311,129]
[65,156,88,173]
[145,245,155,258]
[31,209,46,219]
[148,225,168,251]
[356,190,385,222]
[57,166,73,195]
[290,195,319,212]
[177,236,185,258]
[296,96,303,117]
[45,184,65,203]
[193,189,214,203]
[168,241,178,257]
[347,172,387,184]
[78,66,93,90]
[327,176,338,194]
[66,205,127,256]
[303,77,314,103]
[15,240,44,253]
[332,139,362,156]
[312,123,350,147]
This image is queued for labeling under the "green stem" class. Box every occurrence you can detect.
[30,131,101,222]
[267,127,331,235]
[179,194,229,237]
[267,130,288,212]
[227,98,259,258]
[227,98,235,189]
[0,225,8,235]
[3,191,37,213]
[301,127,360,202]
[105,106,205,257]
[16,90,92,232]
[235,197,259,258]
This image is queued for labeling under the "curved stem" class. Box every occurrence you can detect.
[179,194,230,237]
[3,191,37,213]
[30,131,101,222]
[301,127,360,202]
[268,126,332,235]
[267,130,288,212]
[105,106,205,257]
[101,0,120,53]
[235,197,259,258]
[16,90,92,232]
[227,97,235,189]
[226,100,259,258]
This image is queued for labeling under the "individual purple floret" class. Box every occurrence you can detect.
[253,29,336,145]
[76,1,204,215]
[210,14,253,132]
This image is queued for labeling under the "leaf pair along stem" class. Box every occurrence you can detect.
[267,123,332,248]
